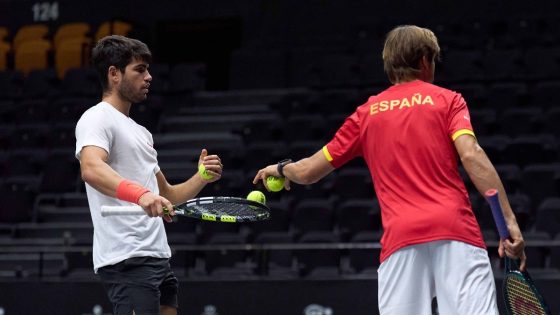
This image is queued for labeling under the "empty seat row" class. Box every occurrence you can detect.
[0,21,132,76]
[228,46,560,89]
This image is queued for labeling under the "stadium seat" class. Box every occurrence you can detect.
[437,50,484,83]
[164,215,197,271]
[253,231,296,278]
[291,198,335,236]
[50,123,77,150]
[0,40,10,71]
[284,115,326,142]
[0,179,37,223]
[0,26,8,41]
[53,22,90,50]
[551,234,560,270]
[523,231,551,269]
[485,82,528,112]
[250,200,292,237]
[64,251,93,276]
[477,135,511,165]
[16,99,50,124]
[14,39,52,76]
[288,47,323,88]
[336,199,381,241]
[268,90,315,118]
[448,83,488,108]
[348,230,383,274]
[146,63,170,95]
[520,163,560,208]
[55,37,92,78]
[22,68,58,99]
[317,52,361,88]
[524,47,560,80]
[503,135,557,168]
[197,218,242,245]
[498,107,542,137]
[12,24,49,52]
[535,198,560,239]
[14,222,93,245]
[50,96,93,124]
[465,108,496,136]
[38,150,80,193]
[0,253,67,278]
[229,49,288,89]
[0,124,14,151]
[4,149,45,177]
[0,70,23,100]
[203,232,252,277]
[60,67,100,97]
[505,192,532,230]
[241,141,282,172]
[531,81,560,110]
[129,101,161,132]
[287,140,323,159]
[11,123,51,149]
[34,200,90,223]
[307,89,360,117]
[240,119,284,144]
[296,231,341,278]
[482,49,524,81]
[168,62,207,93]
[0,100,16,125]
[94,20,132,42]
[160,113,274,134]
[331,167,374,200]
[357,48,386,86]
[154,132,243,152]
[542,107,560,138]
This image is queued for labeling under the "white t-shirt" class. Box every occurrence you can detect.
[75,101,171,272]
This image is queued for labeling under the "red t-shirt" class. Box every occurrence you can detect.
[324,80,486,262]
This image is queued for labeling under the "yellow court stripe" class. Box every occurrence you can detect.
[322,146,333,162]
[452,129,475,141]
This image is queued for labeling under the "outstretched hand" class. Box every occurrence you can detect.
[253,164,291,192]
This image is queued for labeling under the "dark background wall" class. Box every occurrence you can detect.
[1,0,559,89]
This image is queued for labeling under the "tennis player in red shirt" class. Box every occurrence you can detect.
[253,25,526,315]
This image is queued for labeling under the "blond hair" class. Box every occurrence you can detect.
[382,25,440,84]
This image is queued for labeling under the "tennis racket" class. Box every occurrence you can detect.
[101,196,271,223]
[484,189,551,315]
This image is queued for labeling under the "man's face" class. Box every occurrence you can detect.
[117,58,151,103]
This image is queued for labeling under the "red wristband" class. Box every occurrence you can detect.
[116,179,150,204]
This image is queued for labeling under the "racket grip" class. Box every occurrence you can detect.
[484,189,510,239]
[101,205,145,217]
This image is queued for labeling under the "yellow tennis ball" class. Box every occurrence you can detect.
[247,190,266,205]
[198,163,213,180]
[266,176,285,192]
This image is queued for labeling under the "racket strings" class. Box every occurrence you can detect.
[191,203,267,217]
[505,276,547,315]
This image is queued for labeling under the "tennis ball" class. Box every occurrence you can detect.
[198,163,213,180]
[266,176,285,192]
[247,190,266,205]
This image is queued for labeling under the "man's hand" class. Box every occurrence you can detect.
[138,192,174,223]
[499,225,526,271]
[198,149,223,183]
[253,164,291,191]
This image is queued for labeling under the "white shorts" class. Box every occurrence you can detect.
[378,240,499,315]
